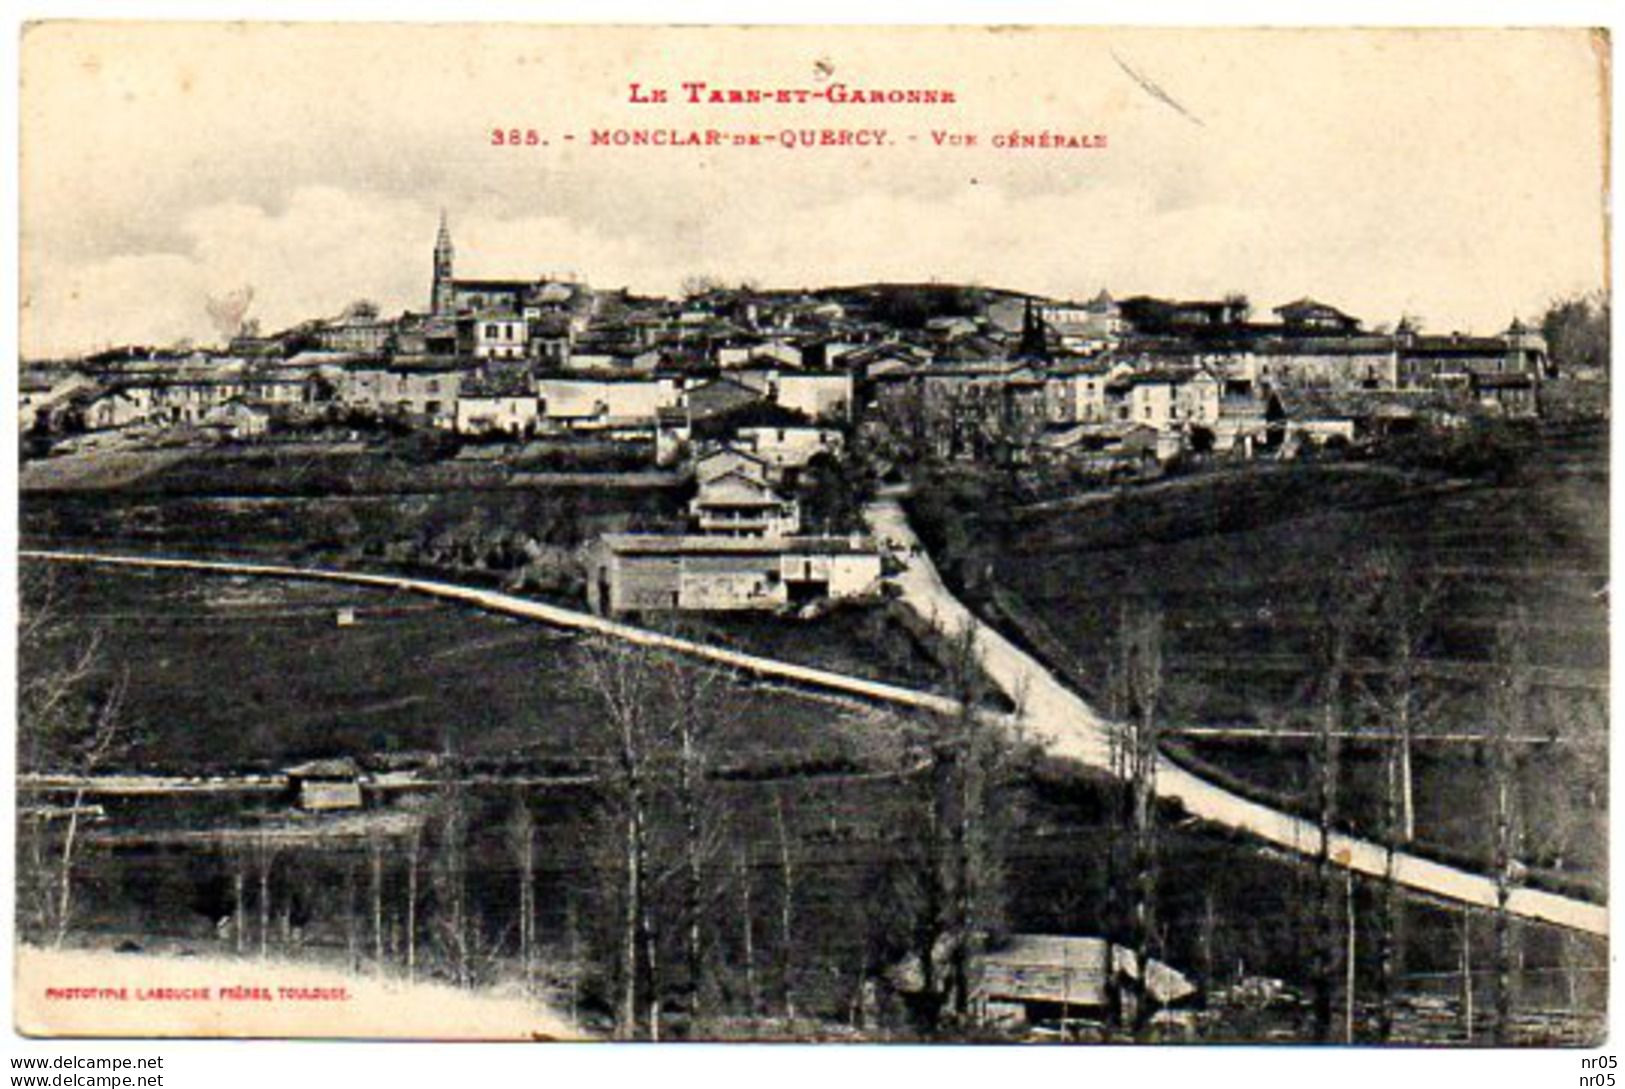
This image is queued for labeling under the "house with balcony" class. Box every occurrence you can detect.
[689,448,802,538]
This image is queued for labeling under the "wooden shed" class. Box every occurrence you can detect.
[973,934,1196,1028]
[285,758,364,811]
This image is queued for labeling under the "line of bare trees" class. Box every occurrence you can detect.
[1291,552,1448,1042]
[1291,552,1592,1043]
[575,621,1031,1040]
[1092,553,1569,1043]
[1103,598,1165,1039]
[576,636,829,1039]
[867,623,1032,1036]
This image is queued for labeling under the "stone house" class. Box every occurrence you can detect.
[587,533,882,615]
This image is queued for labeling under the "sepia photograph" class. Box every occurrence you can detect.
[9,19,1612,1053]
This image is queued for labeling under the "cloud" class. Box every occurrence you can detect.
[24,253,208,358]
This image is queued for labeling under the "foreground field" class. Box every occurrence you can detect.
[17,561,1606,1039]
[19,565,889,776]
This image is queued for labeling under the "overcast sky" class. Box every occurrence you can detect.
[19,24,1609,358]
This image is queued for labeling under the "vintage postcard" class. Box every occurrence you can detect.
[13,23,1610,1045]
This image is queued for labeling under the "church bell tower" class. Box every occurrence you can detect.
[431,211,455,317]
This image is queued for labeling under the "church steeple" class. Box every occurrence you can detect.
[431,210,455,317]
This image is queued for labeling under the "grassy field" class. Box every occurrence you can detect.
[19,565,888,776]
[920,422,1608,893]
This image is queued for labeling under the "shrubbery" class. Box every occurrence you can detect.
[1372,418,1527,481]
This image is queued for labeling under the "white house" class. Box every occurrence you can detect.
[694,444,774,487]
[200,398,272,440]
[689,469,801,538]
[1043,367,1112,424]
[535,377,678,431]
[776,371,854,422]
[1172,370,1222,426]
[339,363,465,426]
[471,315,529,361]
[717,340,800,368]
[456,393,540,436]
[733,426,844,473]
[83,387,155,431]
[1110,375,1176,429]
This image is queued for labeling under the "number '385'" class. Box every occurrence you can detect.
[491,129,541,146]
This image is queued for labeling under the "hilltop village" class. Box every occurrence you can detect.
[22,215,1558,616]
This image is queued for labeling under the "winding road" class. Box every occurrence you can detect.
[22,531,1607,938]
[863,499,1607,939]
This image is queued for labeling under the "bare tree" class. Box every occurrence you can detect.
[507,801,537,995]
[429,776,475,988]
[1459,906,1476,1041]
[881,621,1028,1036]
[1100,599,1165,1036]
[1303,562,1384,1042]
[344,859,359,972]
[1540,692,1607,1016]
[773,789,799,1024]
[565,895,582,1029]
[255,824,280,961]
[1363,562,1443,1040]
[576,639,666,1040]
[369,826,387,973]
[1103,614,1131,1032]
[405,826,422,983]
[1489,613,1531,1044]
[232,844,249,957]
[662,658,728,1025]
[574,635,739,1036]
[18,566,135,948]
[1118,601,1164,1037]
[735,847,761,1017]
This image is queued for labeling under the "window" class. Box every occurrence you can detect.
[485,324,499,338]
